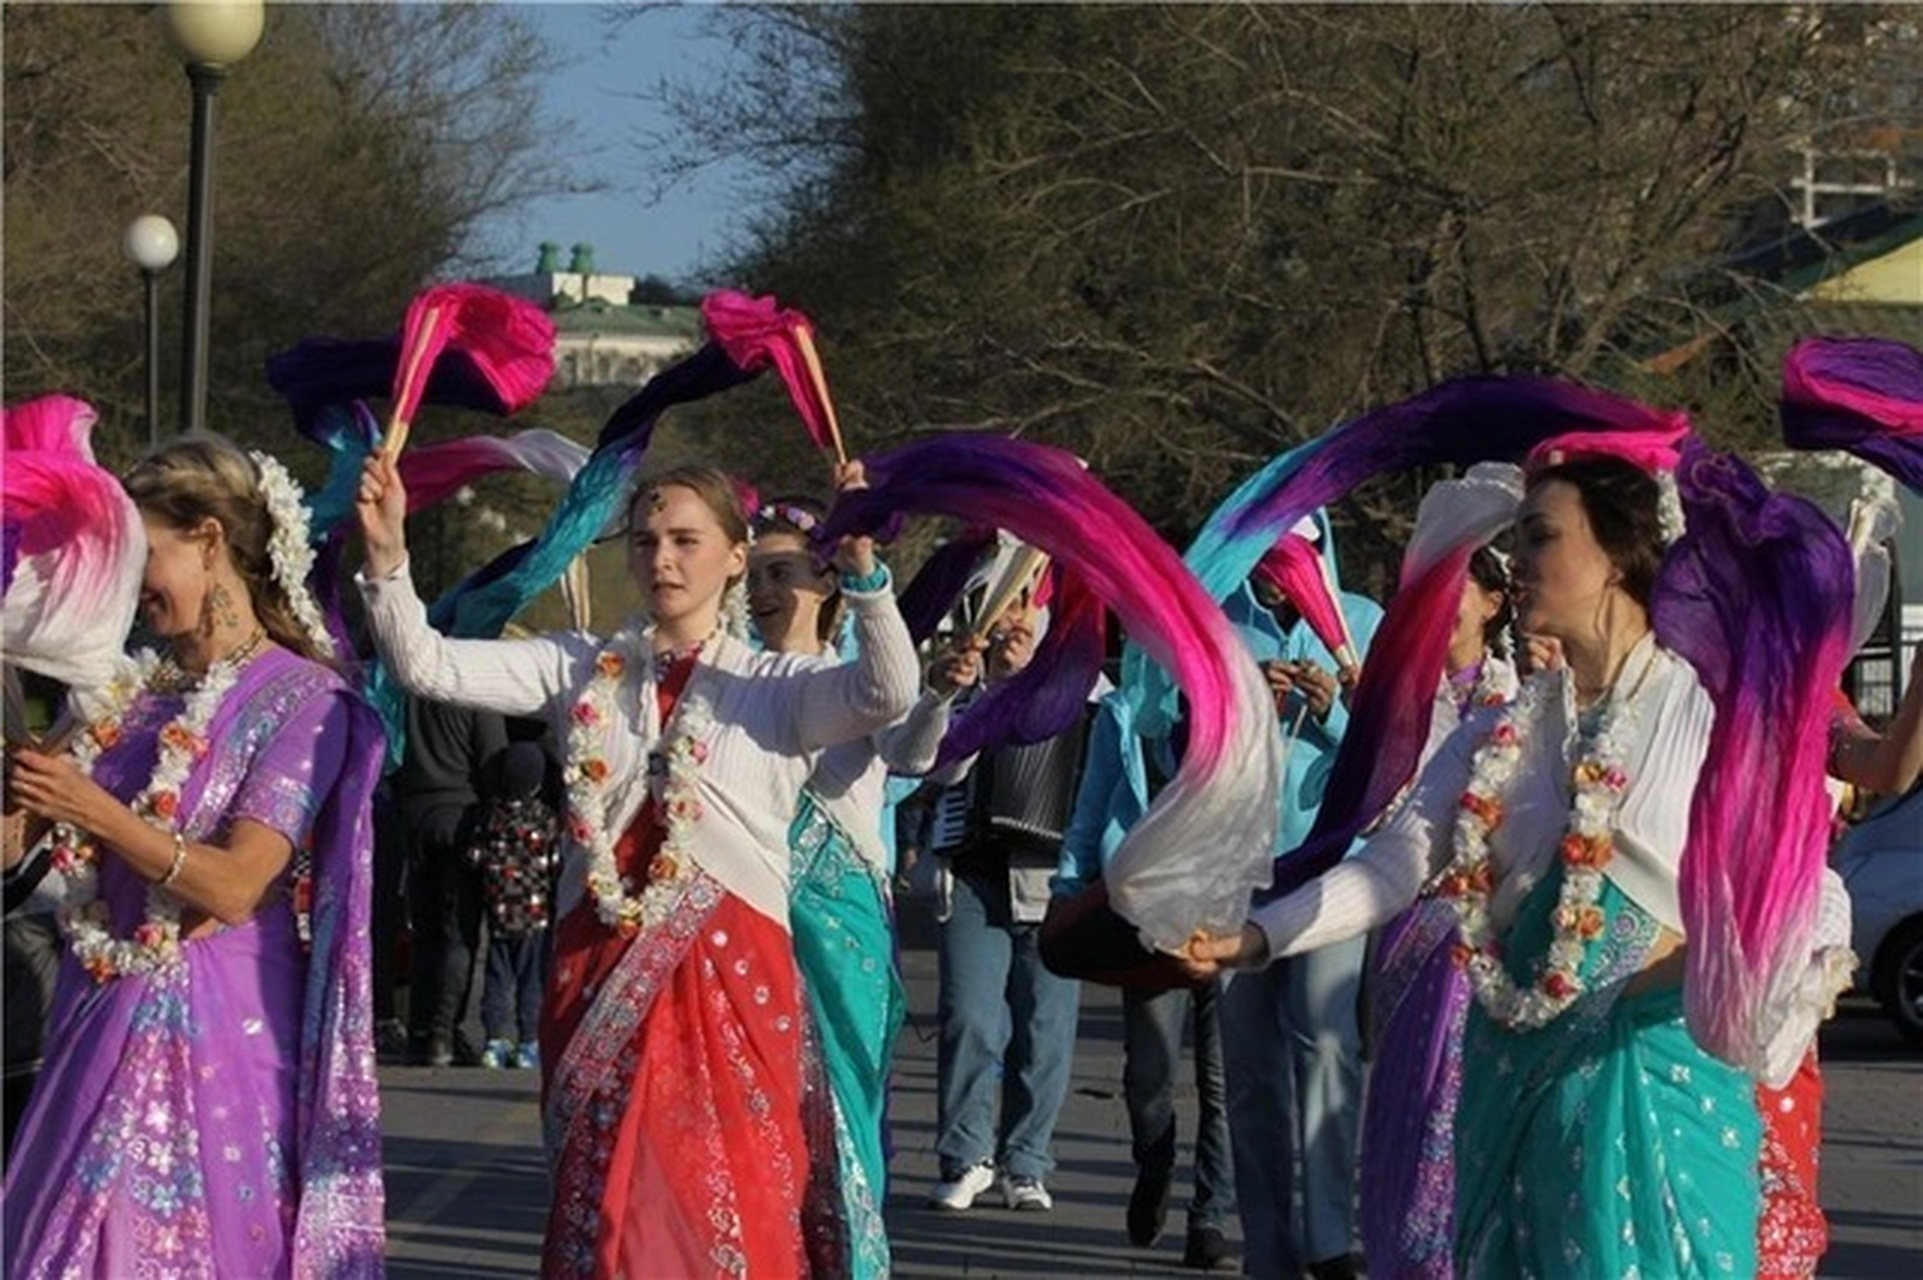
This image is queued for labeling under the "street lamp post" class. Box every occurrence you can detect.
[122,215,181,450]
[159,1,264,436]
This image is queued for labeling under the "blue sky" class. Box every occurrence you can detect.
[472,3,754,286]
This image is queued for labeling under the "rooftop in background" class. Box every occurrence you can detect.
[487,241,702,389]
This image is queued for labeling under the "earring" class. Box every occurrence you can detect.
[209,581,241,631]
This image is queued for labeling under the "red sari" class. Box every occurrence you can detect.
[538,657,812,1278]
[1756,1051,1828,1278]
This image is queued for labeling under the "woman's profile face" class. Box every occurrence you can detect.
[138,510,217,641]
[746,529,834,651]
[1452,575,1504,660]
[1511,480,1616,641]
[627,484,748,631]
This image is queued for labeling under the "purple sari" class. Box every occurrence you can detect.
[3,648,386,1278]
[1361,898,1470,1280]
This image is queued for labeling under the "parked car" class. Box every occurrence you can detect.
[1833,784,1923,1044]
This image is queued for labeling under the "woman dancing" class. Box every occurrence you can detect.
[5,435,385,1276]
[356,453,919,1277]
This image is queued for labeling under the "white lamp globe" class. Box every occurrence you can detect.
[159,1,265,69]
[123,215,182,273]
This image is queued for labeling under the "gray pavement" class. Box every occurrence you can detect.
[382,903,1923,1277]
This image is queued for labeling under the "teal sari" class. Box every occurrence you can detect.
[790,791,906,1279]
[1454,872,1760,1278]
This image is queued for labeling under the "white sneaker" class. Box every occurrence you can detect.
[927,1162,997,1211]
[1002,1174,1053,1211]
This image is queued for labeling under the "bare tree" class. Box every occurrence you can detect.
[645,3,1917,575]
[3,2,577,472]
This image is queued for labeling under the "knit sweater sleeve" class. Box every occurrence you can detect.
[1249,708,1470,960]
[791,572,920,750]
[357,559,583,719]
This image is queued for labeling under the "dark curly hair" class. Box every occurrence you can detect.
[1525,456,1665,610]
[1467,543,1515,653]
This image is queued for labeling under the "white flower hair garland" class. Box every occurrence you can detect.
[249,449,335,658]
[1654,469,1687,546]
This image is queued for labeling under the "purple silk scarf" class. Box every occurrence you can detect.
[3,648,386,1278]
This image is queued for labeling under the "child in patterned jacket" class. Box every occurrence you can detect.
[469,740,559,1069]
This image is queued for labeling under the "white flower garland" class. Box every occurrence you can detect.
[51,649,244,982]
[1654,468,1687,546]
[1439,663,1646,1029]
[248,449,335,658]
[565,631,716,933]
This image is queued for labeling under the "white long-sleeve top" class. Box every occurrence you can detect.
[1253,634,1712,961]
[803,683,955,874]
[359,563,920,927]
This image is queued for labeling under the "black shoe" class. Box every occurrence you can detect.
[374,1019,410,1065]
[1126,1167,1172,1247]
[420,1032,454,1068]
[1304,1253,1363,1280]
[1183,1226,1238,1272]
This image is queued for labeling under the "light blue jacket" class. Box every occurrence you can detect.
[1055,514,1383,895]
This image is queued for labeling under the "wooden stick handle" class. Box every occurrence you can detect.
[381,304,445,459]
[969,546,1049,642]
[792,324,848,467]
[1314,544,1357,655]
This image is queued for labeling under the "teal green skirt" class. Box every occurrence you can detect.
[1454,873,1760,1277]
[790,793,906,1279]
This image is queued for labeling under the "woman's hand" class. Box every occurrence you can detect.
[829,459,878,580]
[1174,924,1271,981]
[1519,632,1565,677]
[926,639,985,698]
[1263,659,1334,720]
[355,452,411,578]
[6,747,118,835]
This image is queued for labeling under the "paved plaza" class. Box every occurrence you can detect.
[382,904,1923,1278]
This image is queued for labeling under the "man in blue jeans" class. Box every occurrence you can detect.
[1055,689,1238,1270]
[1219,515,1381,1280]
[924,593,1087,1214]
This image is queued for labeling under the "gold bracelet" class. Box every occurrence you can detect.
[157,830,187,888]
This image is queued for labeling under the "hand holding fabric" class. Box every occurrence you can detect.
[356,452,410,577]
[829,459,878,580]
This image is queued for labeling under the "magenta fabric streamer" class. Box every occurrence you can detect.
[1252,535,1354,667]
[1655,441,1856,1071]
[388,283,556,436]
[1,395,145,702]
[1781,335,1923,491]
[398,429,589,515]
[1526,423,1688,475]
[701,290,843,455]
[1257,464,1522,902]
[821,432,1282,948]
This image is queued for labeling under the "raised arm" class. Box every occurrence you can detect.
[791,570,920,749]
[355,450,579,718]
[874,640,980,774]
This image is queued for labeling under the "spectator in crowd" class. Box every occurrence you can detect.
[1057,693,1238,1270]
[393,694,507,1067]
[469,739,560,1071]
[925,576,1091,1215]
[1218,512,1382,1280]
